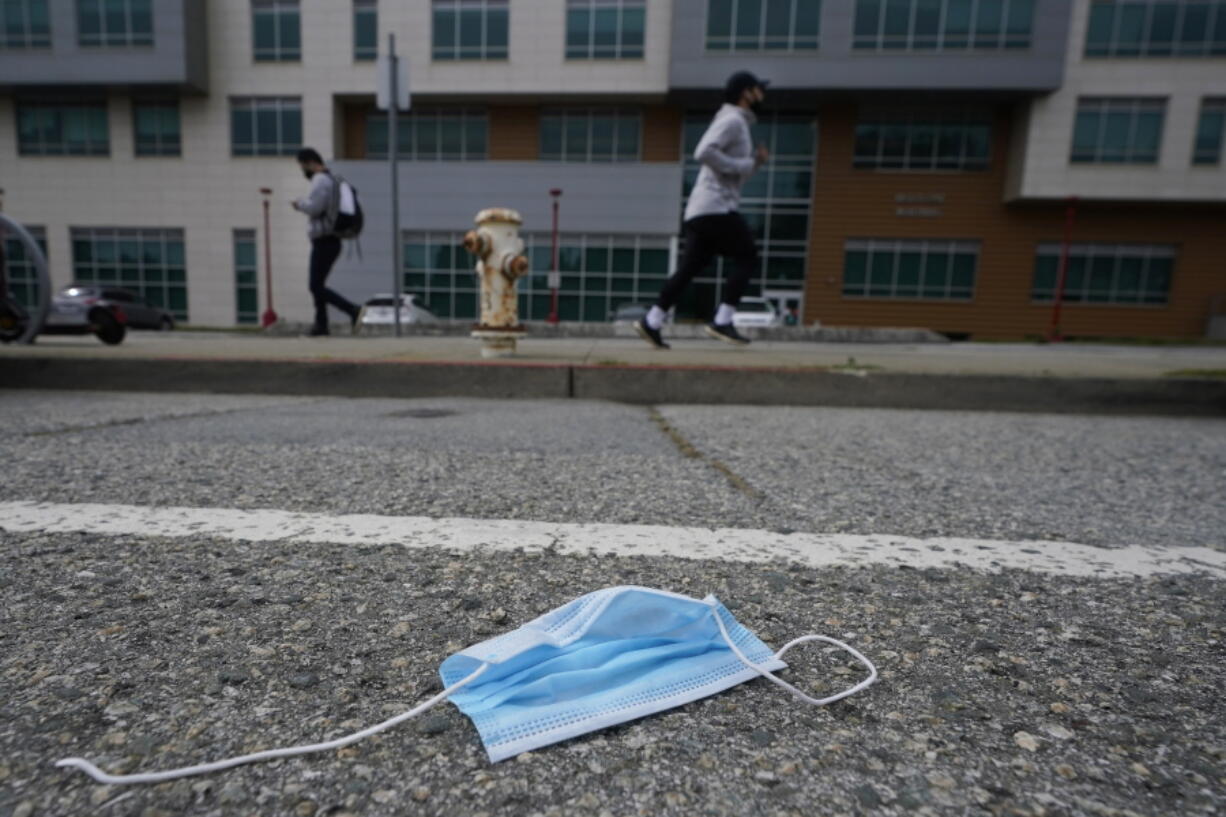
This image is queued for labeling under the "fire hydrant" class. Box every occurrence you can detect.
[463,208,530,358]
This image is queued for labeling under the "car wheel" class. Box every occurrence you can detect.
[93,311,126,345]
[159,316,174,331]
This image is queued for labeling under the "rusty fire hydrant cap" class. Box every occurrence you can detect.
[474,208,523,226]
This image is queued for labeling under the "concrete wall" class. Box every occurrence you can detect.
[0,0,207,92]
[1007,0,1226,202]
[669,0,1069,92]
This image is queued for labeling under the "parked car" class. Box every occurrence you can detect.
[732,297,782,328]
[358,294,439,327]
[610,302,650,325]
[42,285,175,345]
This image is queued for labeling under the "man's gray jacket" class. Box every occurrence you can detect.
[294,172,340,240]
[683,104,761,222]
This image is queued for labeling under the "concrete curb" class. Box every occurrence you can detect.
[5,356,1225,416]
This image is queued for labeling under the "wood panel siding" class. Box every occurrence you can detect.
[806,104,1226,339]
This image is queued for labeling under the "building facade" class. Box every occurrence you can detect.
[1,0,1224,338]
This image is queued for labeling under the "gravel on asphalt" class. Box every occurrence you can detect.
[2,531,1223,817]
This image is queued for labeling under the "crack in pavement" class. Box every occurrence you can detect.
[647,406,764,501]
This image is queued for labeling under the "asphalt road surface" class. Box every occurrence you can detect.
[1,390,1223,817]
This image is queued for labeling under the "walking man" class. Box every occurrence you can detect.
[292,148,360,336]
[636,71,769,349]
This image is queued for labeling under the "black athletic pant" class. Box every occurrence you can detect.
[656,212,757,313]
[309,235,358,330]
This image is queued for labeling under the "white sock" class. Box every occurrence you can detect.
[646,305,666,330]
[714,303,736,326]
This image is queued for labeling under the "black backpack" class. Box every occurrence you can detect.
[327,172,364,240]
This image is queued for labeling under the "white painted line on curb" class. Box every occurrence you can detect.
[1,500,1223,580]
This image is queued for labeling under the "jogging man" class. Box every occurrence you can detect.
[292,148,360,336]
[637,71,769,349]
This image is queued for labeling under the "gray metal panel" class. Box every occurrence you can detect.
[327,161,683,303]
[670,0,1069,93]
[0,0,206,92]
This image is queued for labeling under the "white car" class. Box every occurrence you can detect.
[732,297,781,328]
[358,294,439,326]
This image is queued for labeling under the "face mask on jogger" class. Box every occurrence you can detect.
[56,586,878,784]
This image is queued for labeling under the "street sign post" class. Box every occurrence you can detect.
[377,35,410,336]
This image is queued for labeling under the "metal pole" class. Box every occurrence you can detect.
[1048,195,1077,342]
[548,188,561,324]
[260,187,278,327]
[388,33,402,338]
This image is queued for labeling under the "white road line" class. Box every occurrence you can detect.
[1,500,1223,580]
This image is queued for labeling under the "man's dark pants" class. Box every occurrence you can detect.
[309,235,358,330]
[656,212,758,312]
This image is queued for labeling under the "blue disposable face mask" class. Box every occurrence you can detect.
[57,586,877,784]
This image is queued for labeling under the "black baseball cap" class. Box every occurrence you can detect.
[724,70,770,103]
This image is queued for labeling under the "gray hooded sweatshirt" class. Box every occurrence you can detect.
[294,172,340,240]
[683,103,761,222]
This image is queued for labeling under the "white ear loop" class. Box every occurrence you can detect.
[711,607,878,706]
[54,663,489,786]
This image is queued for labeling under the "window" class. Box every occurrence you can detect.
[1031,243,1175,305]
[853,0,1034,50]
[843,239,978,300]
[354,0,377,60]
[77,0,152,46]
[252,0,300,61]
[133,100,180,157]
[432,0,508,60]
[230,97,302,156]
[3,226,46,311]
[855,114,991,170]
[1193,97,1226,165]
[706,0,820,51]
[366,108,488,160]
[403,231,671,321]
[17,101,109,156]
[566,0,645,58]
[540,109,641,162]
[1086,1,1226,57]
[1071,97,1165,164]
[71,228,188,320]
[680,113,816,312]
[1,0,50,48]
[233,229,259,325]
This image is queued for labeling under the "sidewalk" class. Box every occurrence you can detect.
[3,331,1225,415]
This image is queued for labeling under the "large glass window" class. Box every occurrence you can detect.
[540,109,641,162]
[230,97,302,157]
[679,112,816,316]
[566,0,645,58]
[133,100,180,157]
[432,0,508,60]
[1,0,50,48]
[233,229,259,325]
[252,0,300,62]
[853,0,1033,50]
[77,0,152,46]
[354,0,377,60]
[3,226,46,311]
[403,231,671,322]
[1031,243,1175,305]
[855,113,991,170]
[706,0,820,51]
[17,101,109,156]
[1193,97,1226,165]
[843,239,978,300]
[366,108,488,160]
[71,228,188,321]
[1086,1,1226,57]
[1071,97,1165,164]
